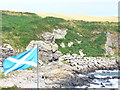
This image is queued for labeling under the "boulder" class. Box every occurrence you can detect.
[26,40,58,52]
[0,44,15,62]
[38,50,53,63]
[53,51,63,61]
[53,29,67,39]
[60,42,65,48]
[41,32,55,43]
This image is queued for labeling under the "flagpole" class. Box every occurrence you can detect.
[37,44,39,88]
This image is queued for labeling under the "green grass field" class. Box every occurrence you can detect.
[1,10,118,56]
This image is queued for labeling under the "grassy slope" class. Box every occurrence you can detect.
[1,10,118,56]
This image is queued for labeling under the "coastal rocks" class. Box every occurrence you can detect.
[40,62,76,79]
[26,40,62,63]
[0,62,92,88]
[37,62,91,88]
[0,44,15,62]
[0,70,37,88]
[60,56,119,74]
[26,28,68,63]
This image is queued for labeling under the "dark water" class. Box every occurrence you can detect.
[76,70,120,88]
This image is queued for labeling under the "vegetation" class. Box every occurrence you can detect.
[56,21,118,56]
[61,61,69,64]
[0,72,5,79]
[0,85,19,89]
[1,10,118,56]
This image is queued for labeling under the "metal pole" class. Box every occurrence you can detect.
[37,44,39,88]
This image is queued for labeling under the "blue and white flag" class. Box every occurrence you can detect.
[3,45,38,75]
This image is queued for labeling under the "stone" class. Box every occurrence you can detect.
[49,43,58,52]
[26,40,58,52]
[60,42,65,48]
[77,40,82,44]
[53,51,63,61]
[53,29,67,39]
[79,50,85,58]
[0,44,15,62]
[72,54,78,58]
[104,32,115,55]
[38,50,53,63]
[68,42,73,47]
[41,32,55,43]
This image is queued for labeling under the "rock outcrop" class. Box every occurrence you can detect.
[26,40,62,63]
[41,29,67,43]
[0,44,15,61]
[0,62,91,88]
[104,32,115,55]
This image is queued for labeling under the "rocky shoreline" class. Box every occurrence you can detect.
[0,56,119,88]
[0,30,119,88]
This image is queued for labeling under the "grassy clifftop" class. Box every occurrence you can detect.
[1,10,118,56]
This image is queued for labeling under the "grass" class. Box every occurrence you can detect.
[61,61,69,64]
[1,10,118,56]
[0,85,19,89]
[0,72,5,79]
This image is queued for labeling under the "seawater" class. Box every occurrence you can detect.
[76,70,120,88]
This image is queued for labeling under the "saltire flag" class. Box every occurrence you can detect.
[3,45,38,75]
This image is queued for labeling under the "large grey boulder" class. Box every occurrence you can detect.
[40,29,67,43]
[26,40,61,63]
[26,40,58,52]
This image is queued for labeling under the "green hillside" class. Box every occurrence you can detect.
[1,10,118,56]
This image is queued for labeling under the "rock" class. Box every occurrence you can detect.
[49,43,58,52]
[104,32,115,55]
[26,40,59,63]
[0,44,15,62]
[72,54,78,58]
[77,40,82,44]
[64,75,92,86]
[60,42,65,48]
[77,33,83,37]
[53,29,67,39]
[39,50,53,63]
[79,50,85,58]
[26,40,58,52]
[68,42,73,47]
[53,51,63,61]
[41,29,67,43]
[41,32,55,43]
[40,62,76,78]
